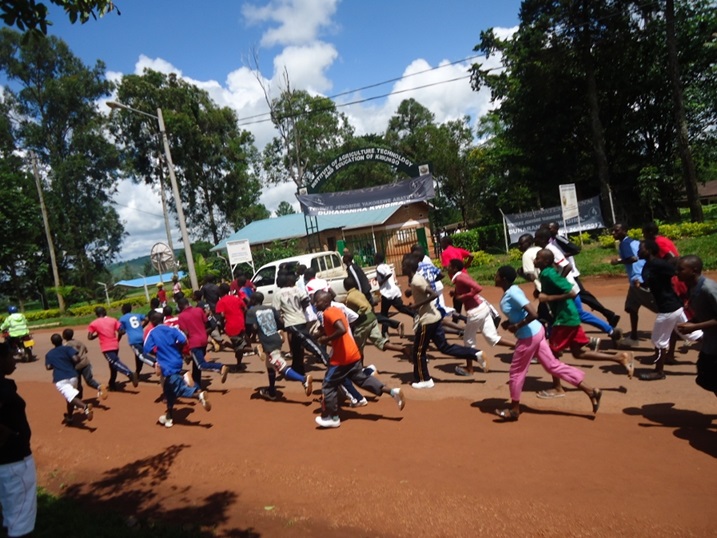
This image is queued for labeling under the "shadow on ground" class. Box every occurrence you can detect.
[623,402,717,458]
[36,444,261,537]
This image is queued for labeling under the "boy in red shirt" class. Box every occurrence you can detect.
[313,290,404,428]
[178,297,229,386]
[88,306,138,390]
[156,283,167,307]
[440,236,472,313]
[216,282,247,365]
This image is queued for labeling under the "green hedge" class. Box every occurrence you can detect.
[1,296,148,324]
[451,224,504,252]
[598,221,717,249]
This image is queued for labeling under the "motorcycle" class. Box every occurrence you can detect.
[3,332,35,362]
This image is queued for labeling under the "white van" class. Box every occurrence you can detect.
[251,251,386,305]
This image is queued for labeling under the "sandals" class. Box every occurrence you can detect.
[495,408,519,421]
[590,389,602,414]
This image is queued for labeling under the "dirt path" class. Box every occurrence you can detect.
[13,276,717,537]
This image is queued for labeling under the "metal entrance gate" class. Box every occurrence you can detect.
[340,227,427,268]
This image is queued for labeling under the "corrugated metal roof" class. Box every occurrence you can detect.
[116,271,186,288]
[212,205,401,252]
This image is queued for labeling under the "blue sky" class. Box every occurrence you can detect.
[43,0,522,261]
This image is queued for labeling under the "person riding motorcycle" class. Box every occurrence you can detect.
[1,306,31,358]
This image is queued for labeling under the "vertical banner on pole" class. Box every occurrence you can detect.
[559,184,579,221]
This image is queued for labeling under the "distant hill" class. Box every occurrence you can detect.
[108,255,153,280]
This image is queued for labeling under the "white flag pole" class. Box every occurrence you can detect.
[499,208,509,252]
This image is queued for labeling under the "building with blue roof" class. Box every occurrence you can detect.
[212,202,433,267]
[116,271,186,289]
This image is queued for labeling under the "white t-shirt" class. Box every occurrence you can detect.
[550,235,580,276]
[522,246,542,292]
[544,243,580,294]
[376,263,401,299]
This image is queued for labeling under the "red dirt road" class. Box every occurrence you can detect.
[11,276,717,537]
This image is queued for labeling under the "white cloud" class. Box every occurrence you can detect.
[272,42,337,94]
[113,178,182,261]
[242,0,339,47]
[339,53,500,139]
[259,181,301,215]
[109,8,513,260]
[134,54,182,76]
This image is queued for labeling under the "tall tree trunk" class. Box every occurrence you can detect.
[666,0,703,222]
[579,1,613,223]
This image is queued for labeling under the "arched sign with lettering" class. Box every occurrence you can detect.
[306,147,430,193]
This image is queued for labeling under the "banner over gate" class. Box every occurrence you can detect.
[297,175,435,216]
[503,195,605,244]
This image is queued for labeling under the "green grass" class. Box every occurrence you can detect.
[35,488,206,538]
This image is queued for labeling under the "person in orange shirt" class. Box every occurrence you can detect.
[313,290,405,428]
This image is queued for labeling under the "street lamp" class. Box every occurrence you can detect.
[106,100,199,291]
[97,281,111,306]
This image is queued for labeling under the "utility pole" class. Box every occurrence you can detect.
[30,152,65,313]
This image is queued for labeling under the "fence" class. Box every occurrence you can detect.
[341,227,423,268]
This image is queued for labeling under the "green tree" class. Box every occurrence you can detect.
[428,117,477,227]
[112,70,266,244]
[274,201,296,217]
[319,134,399,193]
[471,0,716,223]
[261,77,354,189]
[0,28,124,290]
[0,100,46,307]
[0,0,118,34]
[385,98,436,164]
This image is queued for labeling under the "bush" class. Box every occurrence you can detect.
[569,232,592,245]
[508,248,523,263]
[24,309,63,322]
[452,224,504,252]
[598,232,617,249]
[676,221,717,237]
[471,250,497,267]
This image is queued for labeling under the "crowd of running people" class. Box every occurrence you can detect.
[27,220,717,429]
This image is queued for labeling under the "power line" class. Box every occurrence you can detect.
[234,0,663,129]
[235,53,487,126]
[111,200,165,219]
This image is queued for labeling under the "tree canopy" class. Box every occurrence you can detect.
[0,0,118,34]
[470,0,717,224]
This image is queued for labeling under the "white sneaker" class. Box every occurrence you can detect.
[198,391,211,411]
[411,379,435,389]
[158,414,173,428]
[391,388,405,410]
[366,364,378,376]
[475,351,488,372]
[315,415,341,428]
[350,397,368,407]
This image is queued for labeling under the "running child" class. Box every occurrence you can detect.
[313,290,405,428]
[535,249,634,399]
[246,292,313,401]
[143,311,211,428]
[118,303,154,377]
[45,333,93,424]
[494,265,601,420]
[62,328,107,401]
[88,306,138,390]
